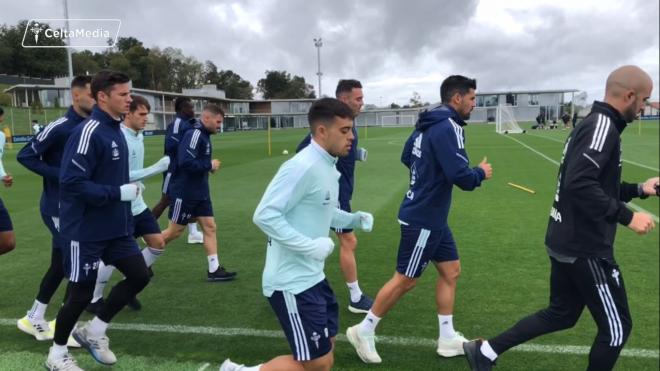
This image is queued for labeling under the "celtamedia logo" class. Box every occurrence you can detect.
[22,19,121,48]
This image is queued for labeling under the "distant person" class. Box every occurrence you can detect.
[463,65,658,371]
[561,112,571,129]
[0,106,16,255]
[572,112,579,128]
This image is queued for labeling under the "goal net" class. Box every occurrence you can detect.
[496,105,524,134]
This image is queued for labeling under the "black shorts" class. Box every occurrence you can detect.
[133,209,161,238]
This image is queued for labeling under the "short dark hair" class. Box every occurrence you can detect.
[0,107,4,116]
[440,75,477,103]
[129,95,150,112]
[71,75,92,89]
[91,70,130,100]
[174,97,192,113]
[308,98,353,133]
[335,79,362,98]
[203,103,225,117]
[32,119,38,123]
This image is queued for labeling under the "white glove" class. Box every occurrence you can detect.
[137,181,146,194]
[120,183,140,201]
[354,211,374,232]
[357,147,368,162]
[154,156,170,173]
[309,237,335,261]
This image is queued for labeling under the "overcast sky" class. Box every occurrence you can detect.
[2,0,658,105]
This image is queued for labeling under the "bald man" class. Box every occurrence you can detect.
[463,65,659,371]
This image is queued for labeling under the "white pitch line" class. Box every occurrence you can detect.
[198,362,210,371]
[502,134,660,223]
[0,319,657,359]
[527,132,659,172]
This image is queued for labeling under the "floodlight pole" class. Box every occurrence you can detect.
[314,38,323,97]
[63,0,73,84]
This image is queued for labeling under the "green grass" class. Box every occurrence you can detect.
[0,122,658,370]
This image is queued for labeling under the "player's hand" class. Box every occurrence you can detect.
[641,177,660,196]
[2,175,13,187]
[119,183,141,201]
[211,159,221,173]
[627,212,655,235]
[479,157,493,179]
[309,237,335,261]
[154,156,170,173]
[354,211,374,232]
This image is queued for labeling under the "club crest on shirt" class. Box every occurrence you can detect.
[111,140,120,160]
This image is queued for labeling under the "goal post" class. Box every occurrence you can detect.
[496,105,524,134]
[380,114,416,127]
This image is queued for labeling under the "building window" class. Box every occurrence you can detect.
[476,96,485,107]
[484,95,499,107]
[528,94,539,106]
[506,93,517,106]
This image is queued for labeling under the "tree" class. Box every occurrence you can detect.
[257,70,315,99]
[72,50,100,75]
[390,103,401,109]
[0,20,67,77]
[202,61,254,99]
[409,91,423,108]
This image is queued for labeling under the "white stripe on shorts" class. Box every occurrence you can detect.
[405,229,431,277]
[283,291,310,361]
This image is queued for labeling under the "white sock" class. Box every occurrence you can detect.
[438,314,456,339]
[27,300,48,322]
[92,262,115,303]
[358,310,381,334]
[241,366,262,371]
[480,340,498,361]
[87,317,109,338]
[49,343,68,358]
[188,223,199,235]
[141,246,163,267]
[347,281,363,302]
[208,254,219,272]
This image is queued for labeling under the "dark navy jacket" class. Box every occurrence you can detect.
[398,105,485,230]
[59,106,132,241]
[169,121,213,201]
[164,114,194,177]
[296,124,358,202]
[17,106,86,217]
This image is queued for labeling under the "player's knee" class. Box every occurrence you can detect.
[68,282,94,305]
[130,269,151,292]
[202,223,216,235]
[152,237,165,250]
[340,233,357,251]
[0,234,16,255]
[303,352,333,371]
[395,274,418,291]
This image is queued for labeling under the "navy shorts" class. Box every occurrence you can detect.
[0,198,13,232]
[41,213,64,249]
[62,236,141,283]
[396,224,458,278]
[133,209,161,238]
[161,172,172,194]
[332,199,353,234]
[268,279,339,361]
[168,198,213,225]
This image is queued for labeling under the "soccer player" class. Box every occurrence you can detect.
[0,106,16,256]
[155,103,236,281]
[16,75,94,344]
[45,70,150,370]
[151,97,203,244]
[86,94,169,313]
[346,75,493,364]
[463,66,658,371]
[219,97,374,371]
[296,79,373,313]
